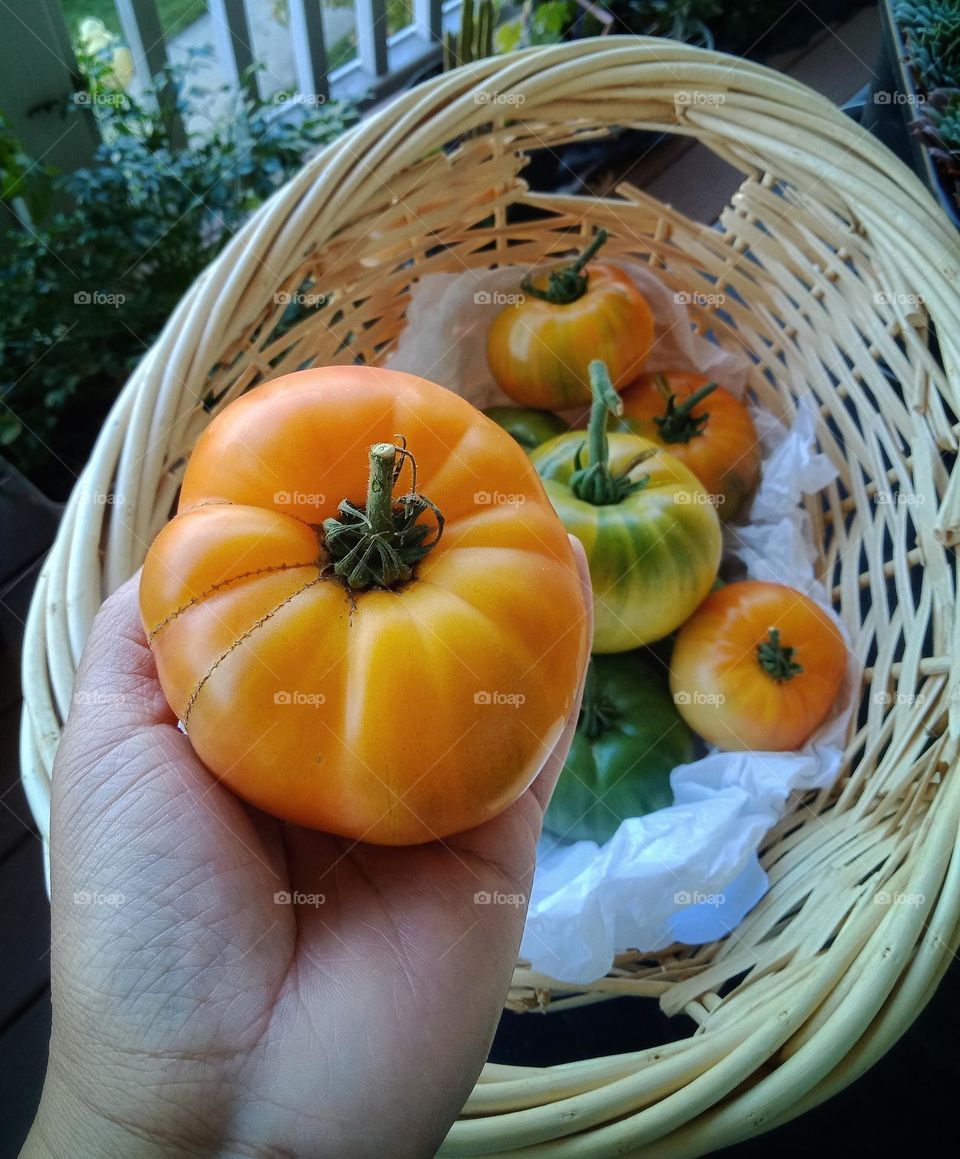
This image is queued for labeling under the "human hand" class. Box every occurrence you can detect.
[24,544,590,1158]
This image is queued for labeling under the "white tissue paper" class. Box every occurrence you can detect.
[384,262,858,985]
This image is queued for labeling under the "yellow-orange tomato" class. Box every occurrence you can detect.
[140,366,590,844]
[487,233,655,409]
[669,581,847,751]
[619,372,761,521]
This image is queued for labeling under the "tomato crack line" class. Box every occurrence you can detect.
[147,560,321,643]
[181,575,324,728]
[177,498,240,511]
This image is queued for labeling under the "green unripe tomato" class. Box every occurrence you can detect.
[483,405,568,453]
[544,652,696,844]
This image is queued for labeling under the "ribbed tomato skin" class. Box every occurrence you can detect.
[140,366,590,844]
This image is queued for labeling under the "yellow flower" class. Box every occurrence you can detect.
[78,17,112,56]
[77,16,133,91]
[110,47,134,91]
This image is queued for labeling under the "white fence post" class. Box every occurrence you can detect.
[288,0,329,101]
[209,0,259,101]
[413,0,442,42]
[356,0,389,77]
[114,0,186,146]
[115,0,168,88]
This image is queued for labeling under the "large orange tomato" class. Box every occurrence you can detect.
[669,581,847,751]
[487,230,655,410]
[618,372,761,521]
[139,366,590,844]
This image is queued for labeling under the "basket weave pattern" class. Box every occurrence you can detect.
[21,39,960,1155]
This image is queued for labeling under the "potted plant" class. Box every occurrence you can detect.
[441,0,870,195]
[0,55,355,502]
[865,0,960,228]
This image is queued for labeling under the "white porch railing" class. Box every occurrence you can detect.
[119,0,455,102]
[0,0,459,171]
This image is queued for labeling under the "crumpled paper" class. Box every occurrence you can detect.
[385,261,857,985]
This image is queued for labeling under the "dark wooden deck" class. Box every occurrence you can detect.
[1,538,57,1153]
[2,6,956,1155]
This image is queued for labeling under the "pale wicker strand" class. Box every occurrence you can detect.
[18,37,960,1156]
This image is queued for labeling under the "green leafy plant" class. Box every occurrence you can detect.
[891,1,960,210]
[606,0,723,47]
[0,55,355,496]
[444,0,497,68]
[528,0,579,43]
[918,88,960,182]
[486,0,585,56]
[470,0,804,62]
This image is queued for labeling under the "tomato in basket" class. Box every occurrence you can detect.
[487,229,655,410]
[669,580,847,751]
[139,366,590,844]
[618,371,761,521]
[531,361,722,651]
[544,652,696,844]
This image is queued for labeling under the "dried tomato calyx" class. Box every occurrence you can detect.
[322,442,443,591]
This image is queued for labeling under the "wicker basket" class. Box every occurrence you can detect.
[21,37,960,1156]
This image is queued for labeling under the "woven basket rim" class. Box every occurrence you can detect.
[19,37,960,1157]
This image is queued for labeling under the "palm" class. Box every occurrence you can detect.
[48,576,584,1156]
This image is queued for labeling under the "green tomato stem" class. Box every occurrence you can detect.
[570,361,654,506]
[521,228,609,305]
[654,376,718,444]
[366,443,400,535]
[586,359,620,470]
[322,442,444,591]
[757,627,804,682]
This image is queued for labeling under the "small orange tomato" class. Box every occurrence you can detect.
[669,581,847,751]
[487,230,655,410]
[139,366,590,844]
[618,372,761,520]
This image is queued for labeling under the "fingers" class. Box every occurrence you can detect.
[528,535,592,813]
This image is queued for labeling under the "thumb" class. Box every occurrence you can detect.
[51,571,208,848]
[62,571,177,753]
